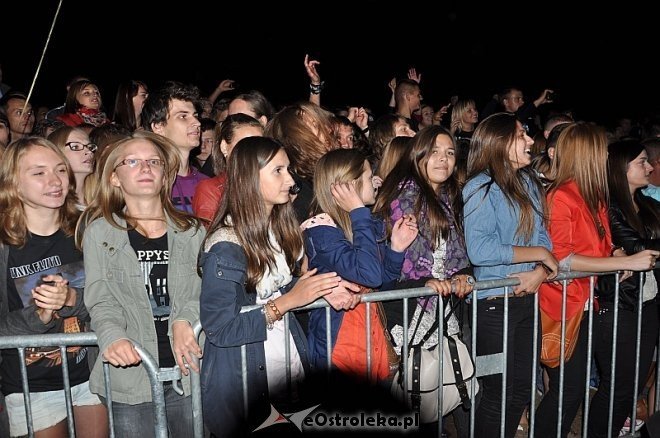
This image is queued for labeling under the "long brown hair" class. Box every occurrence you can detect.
[266,101,338,181]
[374,126,462,245]
[204,137,302,290]
[466,113,545,243]
[549,122,609,238]
[75,131,198,247]
[377,136,412,180]
[312,149,368,242]
[0,137,80,246]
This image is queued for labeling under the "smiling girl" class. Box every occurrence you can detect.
[0,137,106,438]
[463,113,557,438]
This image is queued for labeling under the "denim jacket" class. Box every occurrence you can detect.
[463,172,552,299]
[83,215,205,404]
[199,231,310,437]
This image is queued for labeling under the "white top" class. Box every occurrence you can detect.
[257,229,305,397]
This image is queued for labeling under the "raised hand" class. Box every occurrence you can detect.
[304,54,321,85]
[407,67,422,83]
[390,214,418,252]
[354,107,369,130]
[215,79,236,94]
[172,321,203,375]
[388,77,397,93]
[331,182,365,212]
[347,107,359,123]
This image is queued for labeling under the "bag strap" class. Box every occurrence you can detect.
[410,345,422,412]
[446,334,471,409]
[420,295,461,345]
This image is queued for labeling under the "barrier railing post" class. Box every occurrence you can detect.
[581,276,596,437]
[131,342,170,438]
[500,288,509,438]
[608,274,621,437]
[530,292,539,438]
[191,320,204,438]
[630,273,645,436]
[59,346,75,437]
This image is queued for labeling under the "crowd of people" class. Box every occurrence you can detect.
[0,58,659,438]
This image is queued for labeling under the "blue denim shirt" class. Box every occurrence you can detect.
[642,184,660,202]
[462,172,552,299]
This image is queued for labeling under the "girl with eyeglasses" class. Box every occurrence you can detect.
[48,126,96,209]
[76,131,205,437]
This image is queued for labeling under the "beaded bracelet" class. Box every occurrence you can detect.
[262,305,274,330]
[267,299,282,321]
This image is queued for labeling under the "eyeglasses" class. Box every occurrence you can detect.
[65,141,97,152]
[114,158,165,170]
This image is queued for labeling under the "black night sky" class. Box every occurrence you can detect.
[2,0,658,126]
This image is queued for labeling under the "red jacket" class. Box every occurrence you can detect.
[192,173,227,225]
[540,181,611,321]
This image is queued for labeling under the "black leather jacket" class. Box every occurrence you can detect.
[598,198,660,311]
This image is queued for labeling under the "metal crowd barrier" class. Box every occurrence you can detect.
[231,270,654,438]
[0,332,186,438]
[1,270,653,438]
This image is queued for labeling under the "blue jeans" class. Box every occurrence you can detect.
[103,384,193,438]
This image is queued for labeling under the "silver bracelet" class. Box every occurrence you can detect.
[261,305,274,330]
[558,253,574,272]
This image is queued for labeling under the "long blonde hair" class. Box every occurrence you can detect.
[312,149,368,243]
[0,137,80,246]
[549,122,609,238]
[76,131,199,247]
[450,98,477,134]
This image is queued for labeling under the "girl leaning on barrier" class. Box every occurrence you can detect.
[462,113,558,438]
[587,140,660,437]
[374,126,476,436]
[0,137,107,438]
[534,123,659,438]
[199,137,347,437]
[301,148,417,382]
[76,131,205,437]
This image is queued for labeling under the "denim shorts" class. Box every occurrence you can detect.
[5,381,101,436]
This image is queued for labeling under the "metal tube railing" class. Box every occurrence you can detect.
[2,269,650,438]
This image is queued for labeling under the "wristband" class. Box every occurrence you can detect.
[361,126,370,134]
[309,81,325,95]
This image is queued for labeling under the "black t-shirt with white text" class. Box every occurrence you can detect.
[128,229,175,367]
[2,230,89,395]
